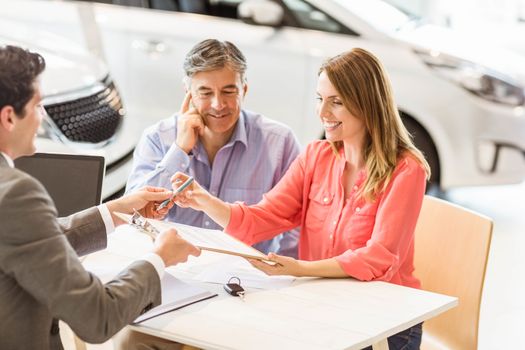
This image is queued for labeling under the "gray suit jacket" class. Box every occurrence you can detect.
[0,155,162,349]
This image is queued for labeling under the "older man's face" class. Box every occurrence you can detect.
[188,66,247,136]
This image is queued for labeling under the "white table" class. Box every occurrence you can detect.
[83,227,457,350]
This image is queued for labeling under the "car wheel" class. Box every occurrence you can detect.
[401,114,441,190]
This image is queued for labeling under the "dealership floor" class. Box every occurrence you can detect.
[62,181,525,350]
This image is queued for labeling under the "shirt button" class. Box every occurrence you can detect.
[323,197,329,203]
[329,234,333,240]
[204,221,210,226]
[353,185,358,191]
[181,163,186,167]
[355,207,361,213]
[211,191,217,196]
[332,220,337,225]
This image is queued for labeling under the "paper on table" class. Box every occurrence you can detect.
[193,256,295,290]
[113,213,272,263]
[134,273,217,323]
[83,242,217,322]
[83,250,135,283]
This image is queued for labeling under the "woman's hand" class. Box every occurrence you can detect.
[170,172,211,211]
[169,171,232,228]
[248,253,306,277]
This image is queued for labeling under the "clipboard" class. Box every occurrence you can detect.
[196,246,277,264]
[113,211,278,265]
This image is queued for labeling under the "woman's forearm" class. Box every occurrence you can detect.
[200,194,231,228]
[256,255,350,278]
[299,258,348,278]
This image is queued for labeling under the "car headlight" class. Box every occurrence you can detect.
[415,48,525,106]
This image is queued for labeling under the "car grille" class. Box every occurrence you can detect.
[44,81,124,143]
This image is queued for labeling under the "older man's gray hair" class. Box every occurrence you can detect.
[183,39,247,86]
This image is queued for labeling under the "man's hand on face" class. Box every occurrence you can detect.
[153,228,201,266]
[176,92,205,154]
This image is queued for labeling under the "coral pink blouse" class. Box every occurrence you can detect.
[226,140,426,288]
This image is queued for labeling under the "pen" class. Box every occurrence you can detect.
[157,176,194,210]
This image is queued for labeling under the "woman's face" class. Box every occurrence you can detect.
[316,71,366,145]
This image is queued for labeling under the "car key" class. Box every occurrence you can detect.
[224,277,245,300]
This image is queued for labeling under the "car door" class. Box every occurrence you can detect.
[274,0,369,142]
[89,0,310,138]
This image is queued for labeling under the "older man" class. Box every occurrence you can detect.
[0,45,200,349]
[126,39,301,257]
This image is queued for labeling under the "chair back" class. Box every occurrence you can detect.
[414,196,493,350]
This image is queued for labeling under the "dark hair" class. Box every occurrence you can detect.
[0,45,46,117]
[183,39,247,84]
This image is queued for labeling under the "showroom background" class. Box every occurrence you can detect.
[1,1,524,349]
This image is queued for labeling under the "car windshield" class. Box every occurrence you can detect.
[331,0,422,33]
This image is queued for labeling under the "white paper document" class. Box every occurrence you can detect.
[192,256,295,289]
[114,213,271,262]
[158,220,269,259]
[134,273,217,323]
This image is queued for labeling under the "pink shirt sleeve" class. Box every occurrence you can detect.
[335,157,427,281]
[226,152,306,246]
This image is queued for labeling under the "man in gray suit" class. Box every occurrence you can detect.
[0,45,201,349]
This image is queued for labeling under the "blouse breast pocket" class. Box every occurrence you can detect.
[346,202,378,246]
[305,186,334,233]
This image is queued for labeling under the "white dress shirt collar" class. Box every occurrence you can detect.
[0,152,14,168]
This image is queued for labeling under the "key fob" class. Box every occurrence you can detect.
[224,283,245,297]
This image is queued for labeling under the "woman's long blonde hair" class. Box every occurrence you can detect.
[320,48,430,201]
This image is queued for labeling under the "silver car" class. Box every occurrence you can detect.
[2,0,525,191]
[0,20,138,200]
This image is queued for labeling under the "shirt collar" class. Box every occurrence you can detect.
[0,152,14,168]
[336,147,367,187]
[192,111,248,161]
[224,111,248,149]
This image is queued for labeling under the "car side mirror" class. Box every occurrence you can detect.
[238,0,284,27]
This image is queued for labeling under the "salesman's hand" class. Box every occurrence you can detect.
[107,186,174,226]
[153,228,201,266]
[247,253,305,277]
[176,92,205,154]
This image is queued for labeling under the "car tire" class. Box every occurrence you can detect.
[401,114,441,190]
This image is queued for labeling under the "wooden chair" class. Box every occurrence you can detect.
[413,196,493,350]
[60,322,87,350]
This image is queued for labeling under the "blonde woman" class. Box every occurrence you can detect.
[172,48,430,349]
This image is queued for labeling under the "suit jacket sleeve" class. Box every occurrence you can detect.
[0,173,161,343]
[58,207,107,257]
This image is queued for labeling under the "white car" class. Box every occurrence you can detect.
[2,0,525,190]
[0,20,143,200]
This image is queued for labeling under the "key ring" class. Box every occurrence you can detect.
[224,276,245,300]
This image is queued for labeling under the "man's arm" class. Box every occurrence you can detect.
[125,126,192,194]
[58,207,107,256]
[57,185,176,257]
[0,174,196,343]
[127,96,204,195]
